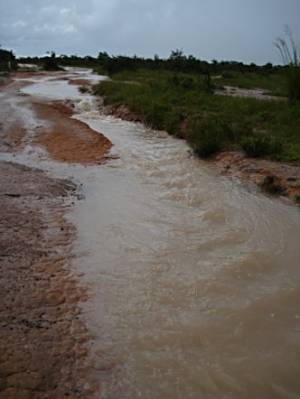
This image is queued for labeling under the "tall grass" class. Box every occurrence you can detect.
[275,27,300,102]
[94,69,300,162]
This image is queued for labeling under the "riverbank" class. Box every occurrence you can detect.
[0,161,95,399]
[93,69,300,204]
[3,67,299,398]
[0,73,112,398]
[95,101,300,203]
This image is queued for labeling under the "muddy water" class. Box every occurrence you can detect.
[21,69,300,399]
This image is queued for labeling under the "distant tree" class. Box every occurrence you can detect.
[0,48,17,71]
[43,51,61,71]
[169,49,185,60]
[98,51,110,61]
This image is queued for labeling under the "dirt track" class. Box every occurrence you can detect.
[0,74,111,398]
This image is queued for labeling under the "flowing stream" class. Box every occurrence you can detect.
[19,68,300,398]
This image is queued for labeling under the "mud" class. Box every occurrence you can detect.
[32,100,112,165]
[68,79,91,86]
[0,161,100,398]
[102,103,144,123]
[0,74,111,398]
[214,151,300,201]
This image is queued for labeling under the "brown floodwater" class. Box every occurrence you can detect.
[20,69,300,399]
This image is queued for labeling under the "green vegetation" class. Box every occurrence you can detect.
[275,28,300,102]
[0,48,17,71]
[20,49,286,79]
[215,71,287,97]
[241,134,283,158]
[94,69,300,161]
[287,67,300,102]
[17,41,300,162]
[79,86,90,94]
[43,52,63,71]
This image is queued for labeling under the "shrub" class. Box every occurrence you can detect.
[43,52,62,71]
[275,28,300,102]
[187,116,229,158]
[202,73,214,94]
[241,134,283,158]
[163,111,184,136]
[287,67,300,102]
[0,49,18,71]
[169,75,195,90]
[222,71,235,79]
[79,86,89,93]
[144,103,169,130]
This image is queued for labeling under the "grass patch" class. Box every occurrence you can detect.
[241,134,283,158]
[216,71,287,97]
[186,116,230,158]
[287,67,300,102]
[94,69,300,162]
[79,86,90,94]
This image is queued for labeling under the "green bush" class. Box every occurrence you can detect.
[0,49,18,71]
[287,67,300,102]
[163,111,184,137]
[241,134,283,158]
[95,69,300,162]
[275,29,300,101]
[43,52,63,71]
[144,103,167,129]
[187,116,229,158]
[222,71,235,79]
[79,86,89,93]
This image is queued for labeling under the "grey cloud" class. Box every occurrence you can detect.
[0,0,300,64]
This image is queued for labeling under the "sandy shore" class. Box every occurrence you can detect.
[0,74,111,398]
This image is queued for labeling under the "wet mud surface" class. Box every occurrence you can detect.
[0,74,111,398]
[214,151,300,201]
[0,162,99,398]
[32,100,112,165]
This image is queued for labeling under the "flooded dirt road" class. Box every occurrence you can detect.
[2,68,300,398]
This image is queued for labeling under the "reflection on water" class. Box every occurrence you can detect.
[23,69,300,399]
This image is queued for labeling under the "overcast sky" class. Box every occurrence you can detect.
[0,0,299,64]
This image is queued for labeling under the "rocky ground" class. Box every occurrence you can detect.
[0,74,112,398]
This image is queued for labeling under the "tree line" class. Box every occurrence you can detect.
[18,49,285,76]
